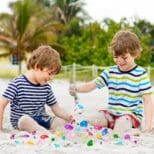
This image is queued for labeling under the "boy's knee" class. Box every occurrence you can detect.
[18,115,32,129]
[86,111,108,127]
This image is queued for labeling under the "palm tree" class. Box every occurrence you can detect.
[50,0,89,24]
[0,0,64,74]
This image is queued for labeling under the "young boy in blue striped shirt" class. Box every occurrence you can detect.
[69,30,153,133]
[0,45,72,134]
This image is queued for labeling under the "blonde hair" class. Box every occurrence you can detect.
[27,45,61,74]
[109,30,142,58]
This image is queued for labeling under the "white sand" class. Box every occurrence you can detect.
[0,79,154,154]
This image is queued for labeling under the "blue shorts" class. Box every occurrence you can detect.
[32,115,55,129]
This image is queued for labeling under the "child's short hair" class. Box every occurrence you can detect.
[109,30,142,57]
[27,45,61,74]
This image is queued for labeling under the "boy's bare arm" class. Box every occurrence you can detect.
[76,81,97,93]
[69,81,97,96]
[0,97,8,130]
[51,103,72,122]
[143,93,153,132]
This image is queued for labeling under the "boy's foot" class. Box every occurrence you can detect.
[129,128,140,136]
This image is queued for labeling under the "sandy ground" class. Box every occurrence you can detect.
[0,79,154,154]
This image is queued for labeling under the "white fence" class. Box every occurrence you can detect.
[61,63,154,83]
[61,63,107,82]
[0,63,154,82]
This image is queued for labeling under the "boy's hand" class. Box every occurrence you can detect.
[69,84,77,96]
[66,115,73,123]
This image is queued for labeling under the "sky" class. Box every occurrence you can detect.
[0,0,154,23]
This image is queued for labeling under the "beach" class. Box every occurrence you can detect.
[0,79,154,154]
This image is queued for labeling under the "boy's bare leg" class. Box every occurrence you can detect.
[84,111,108,127]
[113,115,133,134]
[18,115,50,135]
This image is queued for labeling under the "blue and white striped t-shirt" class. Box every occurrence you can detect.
[2,75,57,128]
[94,65,152,122]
